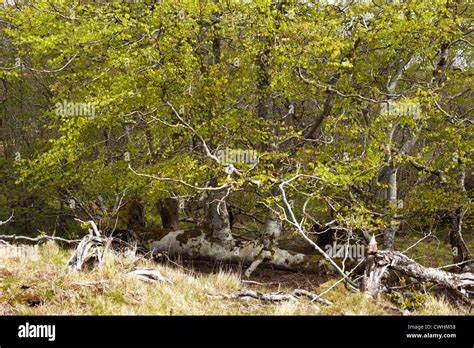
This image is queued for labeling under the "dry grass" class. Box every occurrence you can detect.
[0,242,468,315]
[414,295,465,316]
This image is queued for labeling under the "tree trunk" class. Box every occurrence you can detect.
[206,188,234,247]
[262,186,283,248]
[157,198,179,230]
[126,201,146,229]
[449,158,471,270]
[383,166,398,250]
[380,56,415,251]
[263,210,282,248]
[107,200,146,231]
[449,208,471,270]
[242,209,284,277]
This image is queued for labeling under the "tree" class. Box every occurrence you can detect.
[0,0,472,280]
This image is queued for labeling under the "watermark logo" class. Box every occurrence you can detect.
[18,322,55,342]
[0,244,40,262]
[216,148,258,165]
[55,100,96,118]
[325,242,365,260]
[381,101,420,118]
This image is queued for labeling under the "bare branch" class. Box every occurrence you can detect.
[128,164,231,191]
[0,210,14,226]
[0,234,80,244]
[278,175,358,289]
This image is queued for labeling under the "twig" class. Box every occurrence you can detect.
[403,232,433,254]
[129,164,231,191]
[241,279,279,286]
[436,259,474,270]
[0,211,14,226]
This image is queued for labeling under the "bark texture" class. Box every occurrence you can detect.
[149,229,328,272]
[206,189,234,246]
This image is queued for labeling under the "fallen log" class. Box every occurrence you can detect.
[148,229,330,273]
[362,236,474,301]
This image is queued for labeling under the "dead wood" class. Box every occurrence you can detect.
[210,289,333,305]
[127,268,172,284]
[66,234,107,271]
[0,234,81,244]
[362,236,474,302]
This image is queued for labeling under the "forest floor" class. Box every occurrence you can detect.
[0,237,471,316]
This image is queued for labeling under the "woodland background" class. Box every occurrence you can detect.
[0,0,472,315]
